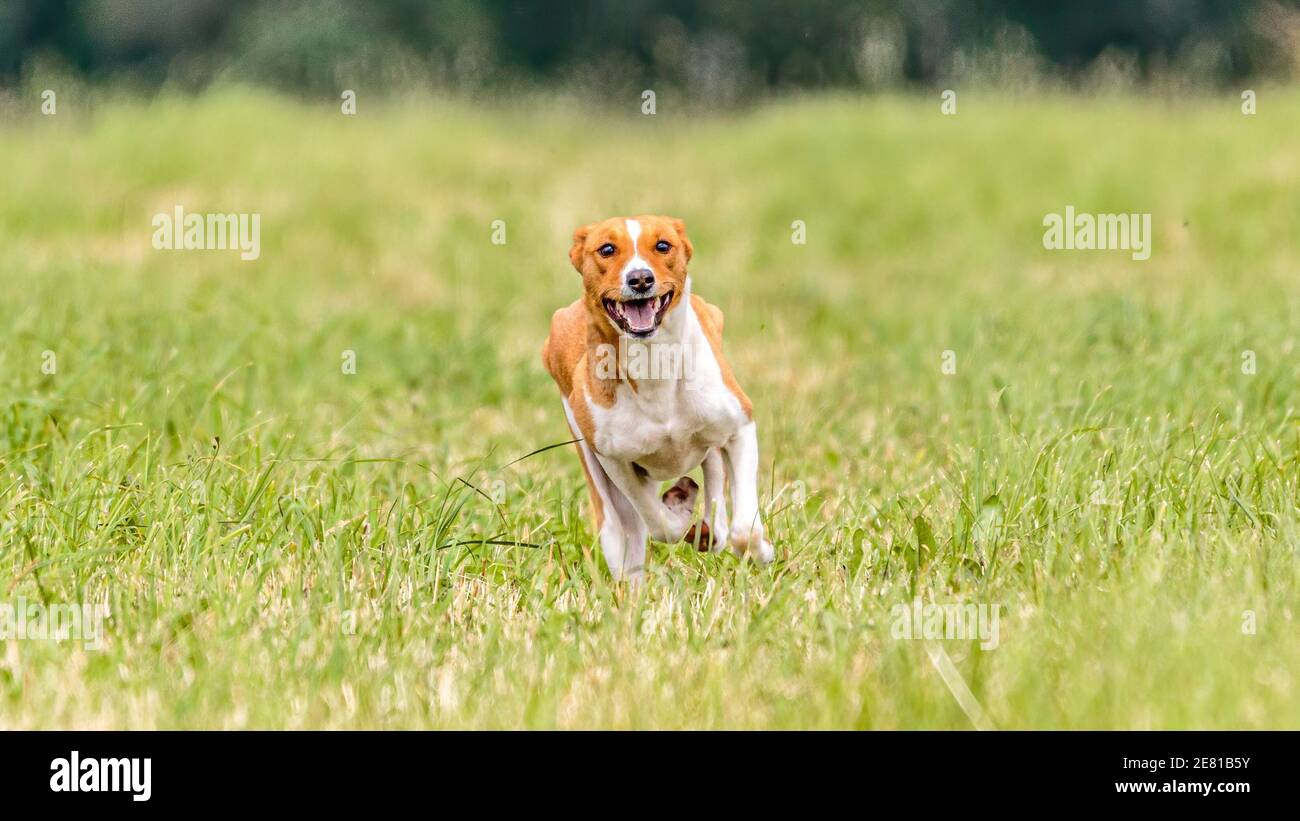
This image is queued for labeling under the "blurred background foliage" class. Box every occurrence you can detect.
[2,0,1300,100]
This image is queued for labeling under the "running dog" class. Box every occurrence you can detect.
[542,215,773,580]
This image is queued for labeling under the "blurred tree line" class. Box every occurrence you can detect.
[2,0,1298,97]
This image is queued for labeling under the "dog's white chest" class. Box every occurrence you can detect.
[588,306,745,480]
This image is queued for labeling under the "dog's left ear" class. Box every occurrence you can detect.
[569,223,593,273]
[671,217,693,263]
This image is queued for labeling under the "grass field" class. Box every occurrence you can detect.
[0,87,1297,728]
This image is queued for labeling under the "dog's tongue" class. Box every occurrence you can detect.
[625,298,656,331]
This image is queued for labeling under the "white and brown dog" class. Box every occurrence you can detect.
[542,215,773,580]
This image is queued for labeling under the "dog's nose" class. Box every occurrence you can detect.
[625,269,655,293]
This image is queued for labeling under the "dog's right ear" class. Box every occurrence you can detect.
[569,224,593,273]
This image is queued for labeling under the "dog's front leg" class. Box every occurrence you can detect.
[592,457,664,581]
[721,421,775,562]
[603,479,649,582]
[571,437,639,580]
[595,456,695,552]
[701,447,730,552]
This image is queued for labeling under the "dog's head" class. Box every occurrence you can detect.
[569,215,692,339]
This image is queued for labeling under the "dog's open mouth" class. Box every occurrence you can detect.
[604,290,673,337]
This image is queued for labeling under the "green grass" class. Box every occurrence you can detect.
[0,87,1297,728]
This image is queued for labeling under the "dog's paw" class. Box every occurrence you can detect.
[728,524,775,563]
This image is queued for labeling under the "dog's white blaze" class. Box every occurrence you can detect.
[620,218,652,284]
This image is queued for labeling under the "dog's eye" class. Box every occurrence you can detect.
[654,240,671,253]
[598,243,616,258]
